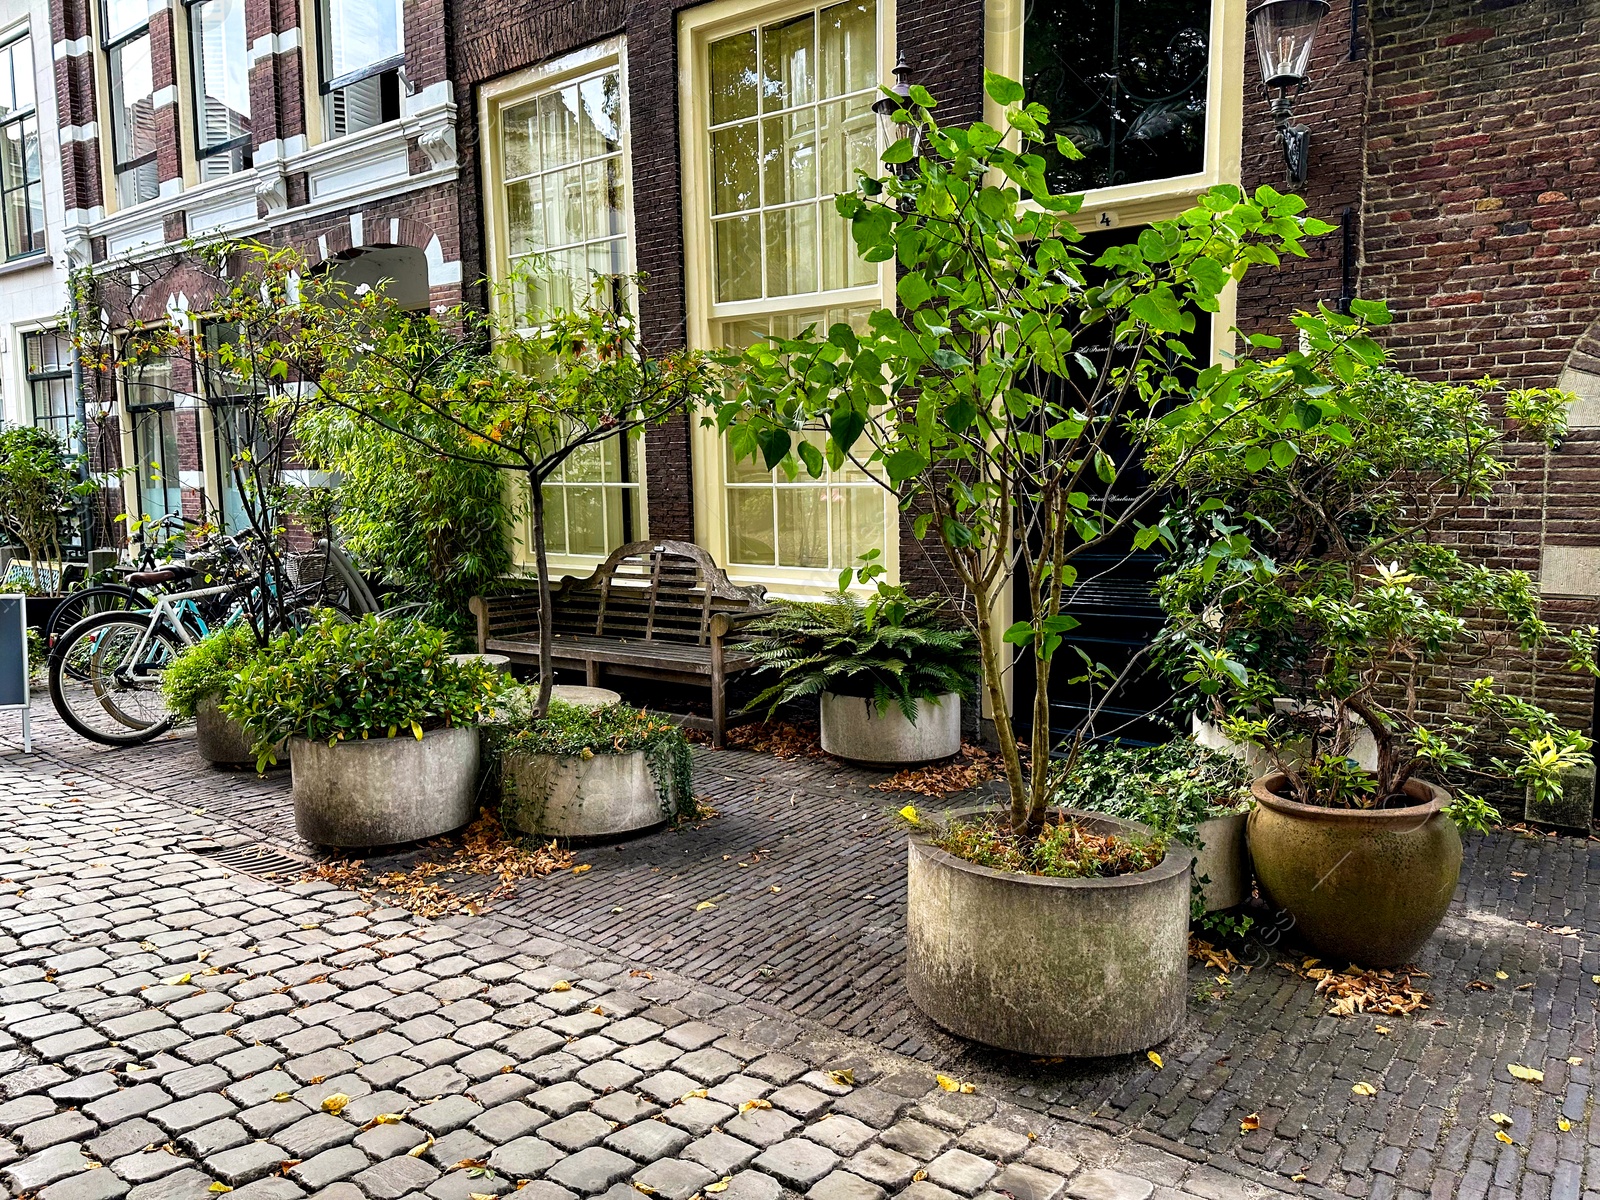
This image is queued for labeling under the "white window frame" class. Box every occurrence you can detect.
[480,37,649,578]
[680,0,900,596]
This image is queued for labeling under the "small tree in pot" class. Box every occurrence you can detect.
[0,424,89,609]
[1155,356,1597,963]
[713,74,1355,1054]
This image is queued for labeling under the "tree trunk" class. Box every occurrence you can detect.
[1028,641,1051,835]
[528,472,554,719]
[973,583,1028,835]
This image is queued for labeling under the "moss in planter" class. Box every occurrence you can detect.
[490,692,695,824]
[932,814,1166,880]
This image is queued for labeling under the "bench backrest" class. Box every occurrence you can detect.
[478,541,766,647]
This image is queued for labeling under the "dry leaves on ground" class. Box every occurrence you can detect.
[302,809,574,918]
[873,743,1003,797]
[689,720,823,758]
[1279,958,1431,1017]
[1189,937,1247,974]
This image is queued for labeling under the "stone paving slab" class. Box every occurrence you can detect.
[6,706,1600,1199]
[0,758,1269,1200]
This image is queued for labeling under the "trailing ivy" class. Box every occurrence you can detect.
[489,692,695,824]
[1048,738,1251,844]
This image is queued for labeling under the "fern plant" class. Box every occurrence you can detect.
[742,587,979,722]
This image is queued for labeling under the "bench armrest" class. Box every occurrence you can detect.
[710,605,777,641]
[468,596,492,654]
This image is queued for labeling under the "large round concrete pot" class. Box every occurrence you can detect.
[500,750,666,838]
[820,692,960,765]
[195,692,284,768]
[906,806,1193,1057]
[290,725,480,848]
[1248,773,1461,967]
[1189,811,1251,912]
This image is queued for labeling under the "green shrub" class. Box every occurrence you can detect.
[743,586,978,721]
[490,692,694,823]
[162,625,262,720]
[221,613,506,770]
[1048,738,1251,844]
[931,814,1166,880]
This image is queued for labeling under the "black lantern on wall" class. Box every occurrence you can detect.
[873,54,921,178]
[1249,0,1330,187]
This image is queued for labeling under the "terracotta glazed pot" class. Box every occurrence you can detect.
[1247,773,1461,966]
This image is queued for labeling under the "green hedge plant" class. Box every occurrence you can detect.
[162,625,262,721]
[222,613,506,771]
[1049,738,1251,844]
[742,585,978,722]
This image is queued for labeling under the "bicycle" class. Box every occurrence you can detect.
[48,548,353,747]
[46,515,208,646]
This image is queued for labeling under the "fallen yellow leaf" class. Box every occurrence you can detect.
[695,902,716,911]
[1559,1119,1572,1132]
[911,1171,928,1183]
[1490,1113,1512,1126]
[1352,1083,1377,1096]
[572,865,592,875]
[321,1093,350,1115]
[934,1074,976,1094]
[1375,1026,1391,1035]
[1147,1052,1164,1069]
[899,805,919,825]
[633,1185,657,1195]
[550,981,572,992]
[1495,971,1509,980]
[1240,1113,1260,1133]
[740,1099,772,1112]
[1508,1064,1545,1083]
[680,1089,708,1102]
[827,1069,855,1087]
[272,1093,292,1102]
[472,1194,497,1200]
[1496,1131,1515,1145]
[1568,1057,1583,1066]
[209,1185,233,1193]
[705,1180,731,1194]
[373,1114,403,1125]
[164,973,192,986]
[408,1137,434,1158]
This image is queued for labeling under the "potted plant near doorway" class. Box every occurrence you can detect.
[1158,361,1596,966]
[0,424,91,631]
[717,75,1346,1055]
[741,582,977,765]
[163,624,284,767]
[224,613,505,847]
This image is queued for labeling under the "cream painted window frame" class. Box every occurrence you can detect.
[479,38,649,578]
[680,0,900,597]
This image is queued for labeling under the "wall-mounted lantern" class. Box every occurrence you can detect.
[873,54,921,178]
[1249,0,1330,188]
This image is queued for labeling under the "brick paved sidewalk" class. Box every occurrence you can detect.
[5,708,1600,1200]
[0,760,1267,1200]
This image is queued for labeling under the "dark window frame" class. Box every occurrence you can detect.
[0,32,45,260]
[314,0,404,95]
[184,0,253,172]
[99,0,160,200]
[22,329,73,445]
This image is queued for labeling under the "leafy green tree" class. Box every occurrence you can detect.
[0,424,90,589]
[1154,360,1596,817]
[713,73,1363,836]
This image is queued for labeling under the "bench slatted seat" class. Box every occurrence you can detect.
[469,540,772,746]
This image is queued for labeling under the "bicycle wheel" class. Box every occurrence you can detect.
[49,611,183,746]
[48,585,149,651]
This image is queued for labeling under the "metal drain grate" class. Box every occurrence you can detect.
[196,843,312,880]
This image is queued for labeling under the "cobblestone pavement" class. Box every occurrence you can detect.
[5,708,1600,1200]
[0,757,1269,1200]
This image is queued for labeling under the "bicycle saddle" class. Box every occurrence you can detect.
[126,564,199,587]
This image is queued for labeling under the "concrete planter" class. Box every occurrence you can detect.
[1194,702,1378,773]
[1525,763,1595,830]
[1248,773,1461,966]
[1189,811,1251,912]
[820,692,960,765]
[500,749,668,839]
[906,806,1194,1057]
[195,692,283,768]
[290,725,480,848]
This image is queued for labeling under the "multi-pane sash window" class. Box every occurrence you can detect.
[103,0,159,207]
[501,63,628,320]
[318,0,403,138]
[0,35,43,259]
[489,44,645,565]
[188,0,251,178]
[125,344,181,521]
[24,331,73,445]
[697,0,889,576]
[200,322,268,533]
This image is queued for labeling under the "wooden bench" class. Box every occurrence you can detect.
[468,540,772,747]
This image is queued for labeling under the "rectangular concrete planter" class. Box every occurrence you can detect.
[290,725,480,848]
[1525,763,1595,830]
[500,749,667,839]
[906,806,1193,1057]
